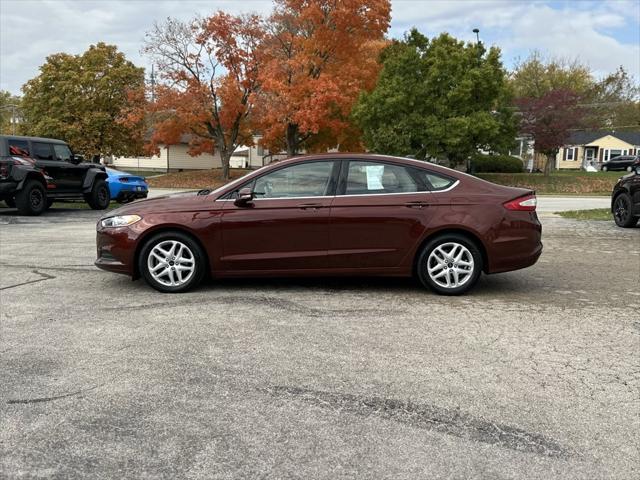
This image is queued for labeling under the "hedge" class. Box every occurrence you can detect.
[471,154,524,173]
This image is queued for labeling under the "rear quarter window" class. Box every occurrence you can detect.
[414,169,456,191]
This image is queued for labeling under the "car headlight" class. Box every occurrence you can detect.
[100,215,142,228]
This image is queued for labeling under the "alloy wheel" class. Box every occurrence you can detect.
[30,189,43,209]
[426,242,475,289]
[147,240,196,287]
[614,196,630,224]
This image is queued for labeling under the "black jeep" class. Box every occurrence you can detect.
[0,135,110,215]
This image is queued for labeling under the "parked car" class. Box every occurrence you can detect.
[106,168,148,203]
[95,154,543,295]
[611,166,640,228]
[0,135,110,215]
[601,155,640,172]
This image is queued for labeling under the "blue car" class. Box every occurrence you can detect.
[105,168,149,203]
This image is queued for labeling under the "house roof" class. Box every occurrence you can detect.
[567,130,640,146]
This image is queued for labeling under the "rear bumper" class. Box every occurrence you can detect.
[486,211,543,274]
[0,181,18,196]
[116,190,148,203]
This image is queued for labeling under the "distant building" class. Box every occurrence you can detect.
[556,130,640,170]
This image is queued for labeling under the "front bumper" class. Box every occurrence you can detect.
[95,227,138,276]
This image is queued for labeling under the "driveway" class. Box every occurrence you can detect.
[0,206,638,479]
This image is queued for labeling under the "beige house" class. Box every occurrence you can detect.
[111,134,272,172]
[556,131,640,170]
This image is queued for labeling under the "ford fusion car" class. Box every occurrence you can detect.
[95,154,543,295]
[611,166,640,228]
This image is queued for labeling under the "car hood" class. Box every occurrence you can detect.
[103,191,207,217]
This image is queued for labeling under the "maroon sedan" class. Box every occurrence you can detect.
[95,154,542,295]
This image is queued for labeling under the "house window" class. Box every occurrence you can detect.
[564,147,576,161]
[604,149,626,161]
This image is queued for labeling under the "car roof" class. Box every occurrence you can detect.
[0,134,69,145]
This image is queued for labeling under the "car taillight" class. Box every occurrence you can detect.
[118,177,129,182]
[504,194,537,211]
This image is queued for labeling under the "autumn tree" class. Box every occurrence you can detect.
[511,53,639,130]
[253,0,391,157]
[20,43,144,158]
[516,89,585,176]
[353,30,516,166]
[139,13,264,180]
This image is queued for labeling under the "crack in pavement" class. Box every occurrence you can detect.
[0,270,56,291]
[267,385,571,459]
[6,384,102,404]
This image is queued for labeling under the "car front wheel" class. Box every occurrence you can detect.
[85,179,110,210]
[139,232,206,293]
[417,234,483,295]
[613,193,636,228]
[602,166,608,172]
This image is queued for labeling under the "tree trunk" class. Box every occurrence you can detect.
[286,123,298,157]
[543,150,557,177]
[219,147,230,181]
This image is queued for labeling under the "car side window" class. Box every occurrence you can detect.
[414,170,456,191]
[344,161,419,195]
[253,161,334,199]
[53,144,73,162]
[33,142,55,160]
[8,139,31,157]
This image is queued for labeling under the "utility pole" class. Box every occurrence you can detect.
[473,28,480,44]
[150,64,156,103]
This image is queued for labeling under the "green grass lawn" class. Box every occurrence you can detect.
[555,208,612,221]
[47,201,120,210]
[476,171,623,195]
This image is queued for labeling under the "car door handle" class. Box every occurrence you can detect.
[404,201,429,208]
[298,203,323,210]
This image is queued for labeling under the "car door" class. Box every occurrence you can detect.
[53,143,84,189]
[328,160,450,270]
[219,160,338,272]
[31,141,70,191]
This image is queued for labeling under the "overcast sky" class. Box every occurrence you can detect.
[1,0,639,94]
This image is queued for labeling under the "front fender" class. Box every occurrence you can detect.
[82,168,108,193]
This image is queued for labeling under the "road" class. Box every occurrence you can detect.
[0,204,639,479]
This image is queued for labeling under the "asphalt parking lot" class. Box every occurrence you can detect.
[1,204,639,479]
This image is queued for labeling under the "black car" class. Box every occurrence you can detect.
[611,166,640,227]
[0,135,110,215]
[601,155,640,172]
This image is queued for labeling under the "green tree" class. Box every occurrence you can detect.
[20,43,145,158]
[510,51,593,98]
[0,90,22,135]
[353,30,516,166]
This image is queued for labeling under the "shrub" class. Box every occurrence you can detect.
[471,154,523,173]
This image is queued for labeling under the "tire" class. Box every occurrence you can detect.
[85,179,110,210]
[627,166,633,172]
[138,231,206,293]
[613,193,636,228]
[602,166,608,172]
[15,180,47,216]
[4,197,16,208]
[416,233,483,295]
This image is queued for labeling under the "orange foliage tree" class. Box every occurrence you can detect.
[254,0,391,157]
[137,13,264,180]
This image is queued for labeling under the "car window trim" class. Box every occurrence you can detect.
[336,159,458,196]
[221,159,339,200]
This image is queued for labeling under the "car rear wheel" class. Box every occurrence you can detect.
[85,179,110,210]
[627,166,633,172]
[15,180,47,216]
[613,193,636,228]
[139,232,206,293]
[417,234,483,295]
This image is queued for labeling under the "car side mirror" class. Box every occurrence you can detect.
[234,187,254,207]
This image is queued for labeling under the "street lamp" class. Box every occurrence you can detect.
[472,28,480,43]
